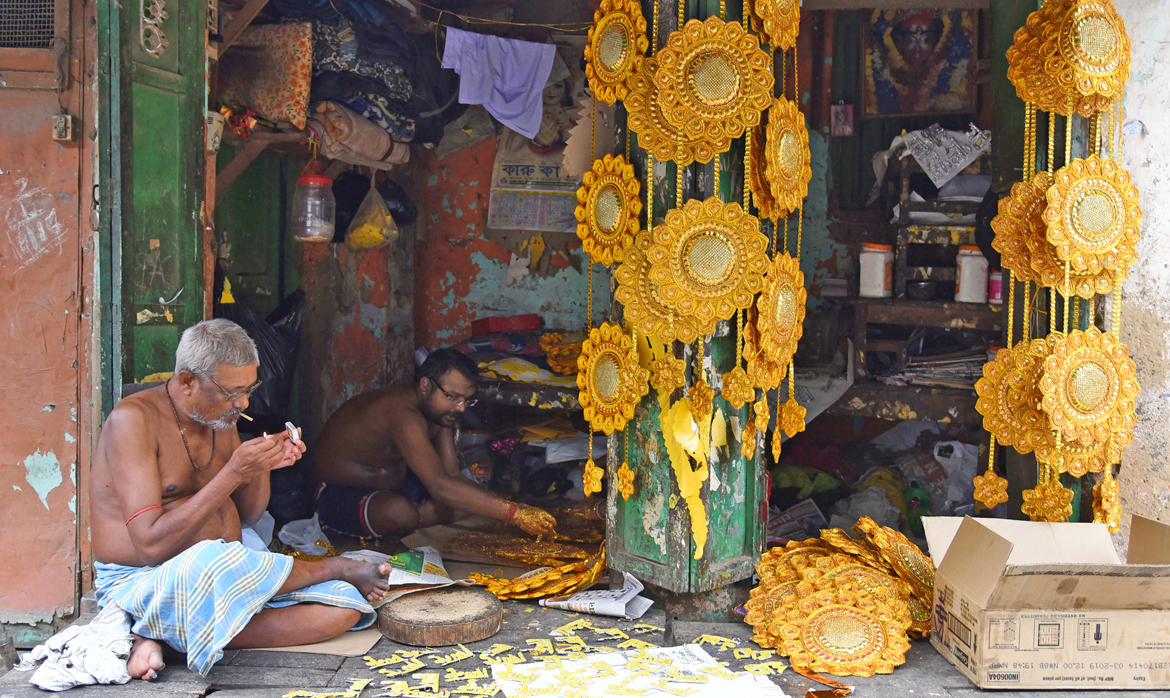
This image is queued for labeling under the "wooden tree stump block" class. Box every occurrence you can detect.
[376,586,503,647]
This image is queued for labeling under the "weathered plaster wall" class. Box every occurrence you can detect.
[413,136,610,350]
[1110,1,1170,533]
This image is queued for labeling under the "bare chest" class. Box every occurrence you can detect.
[157,425,229,501]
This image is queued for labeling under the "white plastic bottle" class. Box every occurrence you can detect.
[859,242,893,298]
[955,245,989,303]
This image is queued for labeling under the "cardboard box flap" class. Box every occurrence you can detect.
[928,516,1012,608]
[924,516,1119,567]
[988,563,1170,609]
[1128,515,1170,565]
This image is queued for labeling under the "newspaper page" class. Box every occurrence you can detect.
[540,571,653,619]
[341,546,471,608]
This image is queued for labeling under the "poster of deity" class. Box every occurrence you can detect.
[863,9,977,117]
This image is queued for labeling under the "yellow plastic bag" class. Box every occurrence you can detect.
[345,186,398,251]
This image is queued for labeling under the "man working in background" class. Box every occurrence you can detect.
[90,320,391,680]
[309,348,557,540]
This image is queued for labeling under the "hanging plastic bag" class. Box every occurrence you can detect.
[345,184,398,251]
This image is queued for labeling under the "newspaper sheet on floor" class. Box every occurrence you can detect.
[539,571,653,619]
[490,644,786,698]
[342,546,471,608]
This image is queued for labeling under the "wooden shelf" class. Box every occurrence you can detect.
[849,298,1000,379]
[477,378,580,410]
[825,379,980,425]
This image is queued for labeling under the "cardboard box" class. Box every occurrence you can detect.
[924,515,1170,690]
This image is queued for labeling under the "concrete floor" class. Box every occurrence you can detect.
[3,603,1169,698]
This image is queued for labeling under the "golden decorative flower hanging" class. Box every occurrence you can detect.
[647,197,769,325]
[721,366,754,409]
[753,397,771,429]
[585,0,649,105]
[748,121,779,221]
[742,417,757,459]
[614,230,708,343]
[1039,328,1138,448]
[1034,423,1117,478]
[654,18,773,153]
[768,580,912,677]
[1007,0,1110,116]
[616,461,635,501]
[757,253,807,369]
[625,56,723,166]
[1043,155,1141,276]
[577,322,650,435]
[765,97,812,215]
[745,305,786,389]
[975,338,1051,454]
[575,154,642,267]
[750,0,800,50]
[690,378,715,422]
[780,398,806,439]
[1022,482,1074,522]
[1093,470,1121,532]
[973,469,1009,509]
[650,353,687,393]
[583,459,604,496]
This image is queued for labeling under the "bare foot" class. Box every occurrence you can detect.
[126,635,164,681]
[335,560,393,603]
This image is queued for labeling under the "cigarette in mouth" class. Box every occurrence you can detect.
[239,413,254,422]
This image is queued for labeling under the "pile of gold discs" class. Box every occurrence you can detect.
[978,0,1137,531]
[471,544,607,600]
[540,332,586,376]
[745,517,934,677]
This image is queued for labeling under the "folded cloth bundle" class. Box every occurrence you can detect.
[309,102,409,169]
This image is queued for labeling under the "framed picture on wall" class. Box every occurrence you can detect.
[862,9,978,118]
[830,102,854,136]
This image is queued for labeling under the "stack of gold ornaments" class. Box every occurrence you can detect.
[539,332,586,376]
[744,517,934,678]
[977,0,1138,531]
[471,544,608,601]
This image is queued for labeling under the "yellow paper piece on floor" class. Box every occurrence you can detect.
[744,661,788,675]
[694,634,738,651]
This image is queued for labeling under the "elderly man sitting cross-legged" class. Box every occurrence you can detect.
[89,319,392,679]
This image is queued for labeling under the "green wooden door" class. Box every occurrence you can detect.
[100,0,207,387]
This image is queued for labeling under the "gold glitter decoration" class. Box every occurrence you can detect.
[1022,482,1074,522]
[585,0,649,104]
[745,305,786,390]
[1093,470,1121,532]
[1039,327,1138,449]
[653,18,773,155]
[576,154,642,267]
[616,461,635,501]
[753,398,771,429]
[745,580,800,632]
[742,417,757,459]
[721,366,754,409]
[765,97,812,215]
[647,197,769,325]
[820,528,886,572]
[747,120,778,221]
[780,398,806,439]
[577,322,650,435]
[540,332,585,376]
[690,378,715,422]
[857,518,935,607]
[1043,155,1141,276]
[615,230,708,343]
[650,353,687,393]
[975,338,1052,454]
[749,0,800,50]
[907,597,932,640]
[973,469,1009,509]
[583,458,604,496]
[473,545,607,600]
[757,253,807,370]
[626,56,722,166]
[768,580,912,677]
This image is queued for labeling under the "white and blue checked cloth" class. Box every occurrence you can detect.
[94,539,375,675]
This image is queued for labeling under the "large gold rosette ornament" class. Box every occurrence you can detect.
[975,338,1051,454]
[625,56,719,166]
[614,230,707,342]
[647,18,772,161]
[575,154,642,267]
[765,97,812,215]
[1039,327,1138,449]
[577,322,650,435]
[747,120,779,221]
[1043,155,1141,276]
[647,197,769,325]
[757,253,806,370]
[584,0,649,105]
[749,0,799,50]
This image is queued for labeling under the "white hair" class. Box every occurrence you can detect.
[174,319,259,378]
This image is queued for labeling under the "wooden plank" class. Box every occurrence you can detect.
[805,0,988,8]
[477,378,580,410]
[219,0,271,54]
[224,650,345,671]
[860,299,1001,331]
[215,139,269,204]
[825,380,981,424]
[867,339,906,353]
[902,225,976,246]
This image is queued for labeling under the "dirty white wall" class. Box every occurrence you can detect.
[1112,2,1170,534]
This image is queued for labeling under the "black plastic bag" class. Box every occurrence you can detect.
[376,176,417,227]
[332,170,372,243]
[216,289,305,428]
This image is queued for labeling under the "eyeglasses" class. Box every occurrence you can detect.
[435,381,477,407]
[199,372,263,402]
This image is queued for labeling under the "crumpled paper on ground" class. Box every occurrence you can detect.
[16,603,134,691]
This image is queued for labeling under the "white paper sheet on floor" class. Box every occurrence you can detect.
[15,602,134,691]
[441,27,556,139]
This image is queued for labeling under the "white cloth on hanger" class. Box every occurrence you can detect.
[441,27,556,139]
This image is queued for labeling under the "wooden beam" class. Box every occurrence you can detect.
[804,0,987,7]
[219,0,270,55]
[215,138,269,204]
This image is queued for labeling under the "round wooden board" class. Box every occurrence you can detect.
[377,586,504,647]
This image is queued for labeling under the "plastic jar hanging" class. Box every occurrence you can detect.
[291,136,335,242]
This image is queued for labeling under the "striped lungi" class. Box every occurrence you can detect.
[94,539,375,675]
